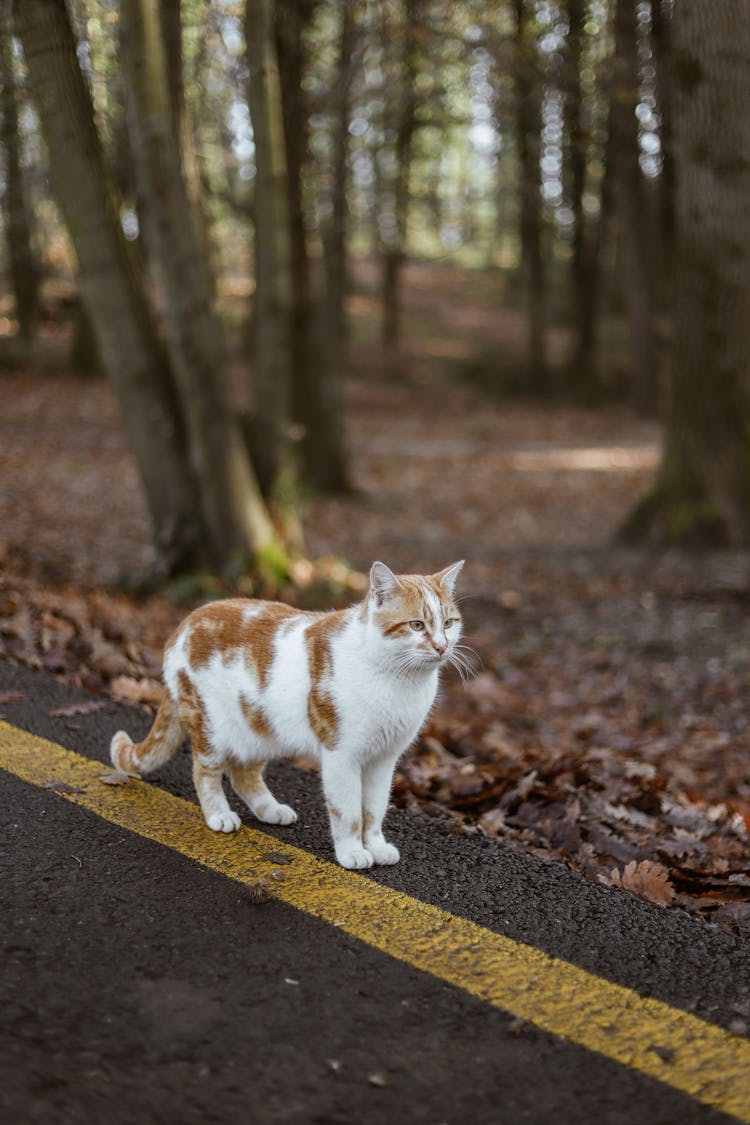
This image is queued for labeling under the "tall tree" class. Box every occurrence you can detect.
[0,0,39,342]
[624,0,750,544]
[15,0,199,573]
[323,0,355,353]
[513,0,547,390]
[379,0,421,349]
[275,0,349,493]
[650,0,676,283]
[610,0,657,414]
[245,0,294,497]
[562,0,598,393]
[120,0,281,572]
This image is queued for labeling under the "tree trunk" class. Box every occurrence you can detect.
[275,0,349,493]
[15,0,199,574]
[610,0,658,414]
[323,0,355,351]
[622,0,750,545]
[563,0,597,393]
[650,0,676,285]
[380,0,420,350]
[245,0,294,498]
[120,0,282,573]
[513,0,547,391]
[1,0,39,342]
[158,0,216,300]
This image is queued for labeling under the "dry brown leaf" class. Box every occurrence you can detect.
[602,859,676,906]
[110,675,163,706]
[98,768,140,786]
[43,779,84,794]
[49,700,107,718]
[0,690,26,704]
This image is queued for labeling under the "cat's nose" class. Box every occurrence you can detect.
[433,640,447,655]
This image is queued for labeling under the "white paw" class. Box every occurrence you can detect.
[256,802,298,826]
[206,810,242,833]
[336,845,374,870]
[368,841,400,865]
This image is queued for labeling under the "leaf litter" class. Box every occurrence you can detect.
[2,354,750,937]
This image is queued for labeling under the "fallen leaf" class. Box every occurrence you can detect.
[259,851,294,865]
[109,675,164,706]
[43,779,84,794]
[0,690,26,704]
[601,859,675,906]
[49,700,107,718]
[98,768,140,786]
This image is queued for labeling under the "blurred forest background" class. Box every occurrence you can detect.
[2,0,750,931]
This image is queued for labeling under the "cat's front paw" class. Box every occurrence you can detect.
[206,810,242,833]
[335,845,374,870]
[257,802,298,826]
[367,840,400,865]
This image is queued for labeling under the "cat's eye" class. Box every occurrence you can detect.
[409,620,425,631]
[444,618,455,628]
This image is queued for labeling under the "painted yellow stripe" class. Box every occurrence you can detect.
[1,719,749,1121]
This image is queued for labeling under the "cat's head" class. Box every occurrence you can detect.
[366,561,464,674]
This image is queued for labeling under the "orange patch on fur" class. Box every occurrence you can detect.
[184,599,301,687]
[181,599,310,695]
[228,760,267,798]
[374,575,459,636]
[239,692,273,739]
[305,612,346,748]
[177,669,210,756]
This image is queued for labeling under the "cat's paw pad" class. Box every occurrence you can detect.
[257,802,298,826]
[206,810,242,833]
[336,845,374,870]
[368,841,400,865]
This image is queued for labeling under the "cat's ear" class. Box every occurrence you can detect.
[433,560,464,596]
[370,561,402,606]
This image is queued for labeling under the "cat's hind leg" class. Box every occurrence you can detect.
[110,691,184,776]
[193,756,241,833]
[177,671,240,833]
[228,761,297,826]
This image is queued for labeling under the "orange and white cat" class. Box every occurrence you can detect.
[110,561,465,869]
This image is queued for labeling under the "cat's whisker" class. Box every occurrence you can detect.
[453,643,483,670]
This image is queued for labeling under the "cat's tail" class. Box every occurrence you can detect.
[110,689,184,776]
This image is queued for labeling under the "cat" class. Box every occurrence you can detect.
[110,560,465,869]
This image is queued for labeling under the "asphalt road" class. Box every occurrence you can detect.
[2,658,750,1125]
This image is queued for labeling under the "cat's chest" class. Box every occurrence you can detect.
[336,671,438,752]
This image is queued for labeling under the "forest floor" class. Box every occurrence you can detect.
[1,259,749,939]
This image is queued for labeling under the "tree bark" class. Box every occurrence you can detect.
[245,0,294,498]
[120,0,282,572]
[275,0,349,493]
[323,0,355,351]
[15,0,199,574]
[610,0,658,414]
[622,0,750,545]
[650,0,676,280]
[513,0,547,391]
[380,0,420,349]
[1,0,39,342]
[563,0,598,393]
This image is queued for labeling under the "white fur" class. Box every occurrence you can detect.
[157,566,463,868]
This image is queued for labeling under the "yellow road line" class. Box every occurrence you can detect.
[1,719,749,1120]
